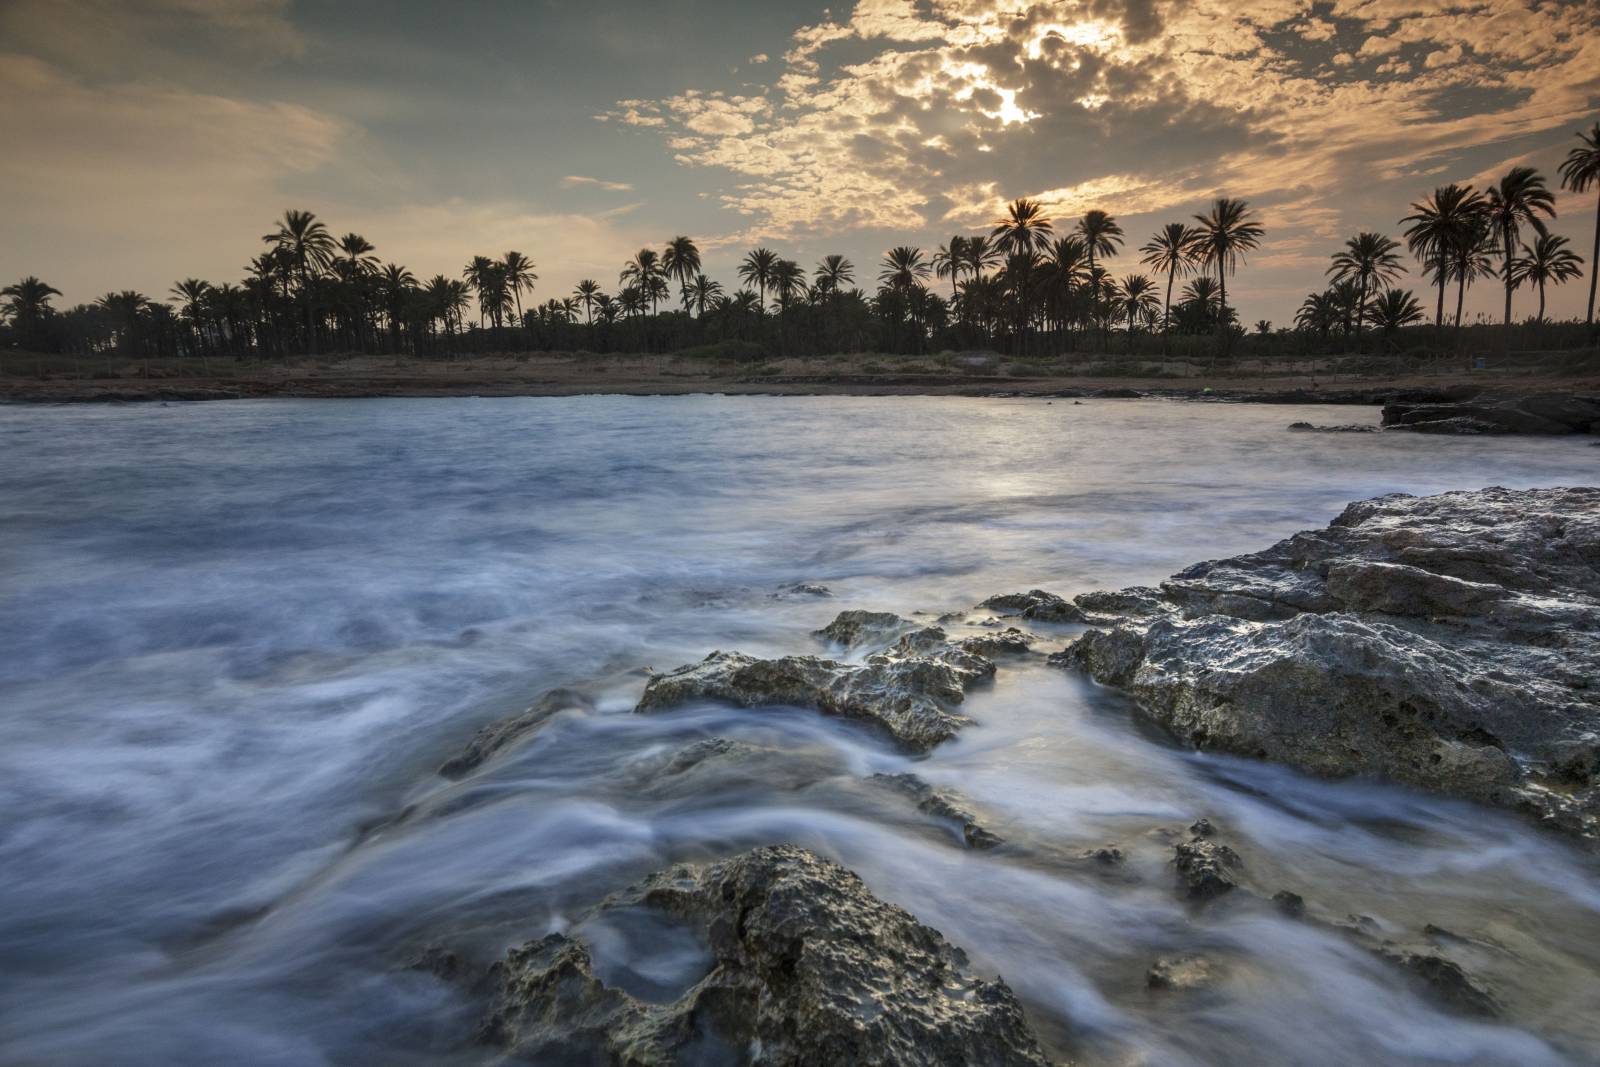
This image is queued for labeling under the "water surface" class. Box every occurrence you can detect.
[2,396,1597,1065]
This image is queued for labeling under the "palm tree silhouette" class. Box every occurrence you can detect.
[378,263,417,355]
[932,237,969,299]
[620,249,665,315]
[168,278,213,362]
[992,199,1053,351]
[878,246,930,290]
[1509,234,1584,324]
[687,274,723,317]
[1188,198,1264,353]
[1366,288,1425,347]
[1484,167,1556,330]
[502,252,537,325]
[2,277,63,347]
[263,210,335,355]
[814,254,854,296]
[1139,223,1199,337]
[738,248,779,314]
[1115,273,1159,347]
[1328,232,1406,349]
[573,279,601,323]
[663,236,701,312]
[1447,214,1497,332]
[1401,184,1486,328]
[1558,123,1600,329]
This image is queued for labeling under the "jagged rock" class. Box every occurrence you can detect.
[869,772,1003,848]
[814,609,919,649]
[1146,955,1217,991]
[959,627,1035,658]
[982,589,1091,623]
[637,625,1004,752]
[774,582,834,599]
[1287,421,1380,432]
[439,688,594,777]
[1173,835,1240,901]
[1055,488,1600,838]
[480,846,1056,1066]
[1374,945,1500,1017]
[1382,394,1600,435]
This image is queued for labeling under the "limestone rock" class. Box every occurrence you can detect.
[480,846,1057,1066]
[1054,488,1600,838]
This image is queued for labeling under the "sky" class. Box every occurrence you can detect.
[2,0,1598,325]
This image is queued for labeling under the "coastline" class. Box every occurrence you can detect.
[4,360,1594,407]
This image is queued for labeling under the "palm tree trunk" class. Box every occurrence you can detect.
[1434,251,1446,329]
[1502,229,1514,330]
[1588,189,1600,330]
[1538,279,1546,324]
[1162,268,1174,356]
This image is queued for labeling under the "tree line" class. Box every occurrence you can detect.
[4,122,1597,366]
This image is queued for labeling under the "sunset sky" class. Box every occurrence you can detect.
[3,0,1597,323]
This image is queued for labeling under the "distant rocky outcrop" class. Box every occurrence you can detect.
[637,613,1033,752]
[1381,394,1600,435]
[1048,487,1600,839]
[479,845,1057,1066]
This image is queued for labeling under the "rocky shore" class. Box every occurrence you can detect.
[410,485,1596,1062]
[1056,487,1599,838]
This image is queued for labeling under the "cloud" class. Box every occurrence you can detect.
[748,53,770,64]
[605,0,1598,256]
[561,175,635,192]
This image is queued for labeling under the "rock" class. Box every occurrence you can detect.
[869,772,1003,848]
[1146,955,1217,991]
[1374,945,1500,1017]
[637,626,1005,753]
[814,609,918,650]
[982,589,1091,623]
[439,688,594,777]
[1173,836,1241,901]
[774,582,834,599]
[959,627,1035,658]
[1080,845,1124,865]
[480,846,1056,1066]
[1272,890,1306,918]
[1055,488,1600,838]
[1287,421,1379,432]
[1381,394,1600,435]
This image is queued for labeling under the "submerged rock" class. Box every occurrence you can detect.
[1055,488,1600,838]
[638,615,1011,752]
[1287,421,1380,433]
[1146,954,1218,991]
[982,589,1091,623]
[1173,833,1241,901]
[480,846,1057,1066]
[439,688,594,777]
[869,772,1003,848]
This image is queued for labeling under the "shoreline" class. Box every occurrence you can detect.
[0,372,1579,407]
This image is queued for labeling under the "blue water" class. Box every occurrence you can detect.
[1,396,1596,1065]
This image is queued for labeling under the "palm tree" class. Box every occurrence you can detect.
[573,280,601,324]
[619,249,665,314]
[1188,198,1264,351]
[1558,122,1600,329]
[96,290,150,357]
[337,233,377,274]
[1401,184,1487,328]
[263,209,335,354]
[1447,214,1497,332]
[502,251,537,324]
[1139,223,1199,335]
[1116,273,1159,346]
[1509,234,1584,324]
[662,236,701,311]
[932,236,969,299]
[772,259,805,310]
[1366,288,1425,347]
[1328,232,1406,348]
[1295,290,1338,340]
[962,235,1002,281]
[687,274,724,317]
[378,263,416,355]
[814,254,855,296]
[992,199,1054,350]
[168,278,213,361]
[878,246,930,290]
[739,248,779,313]
[1,277,63,344]
[1484,167,1556,330]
